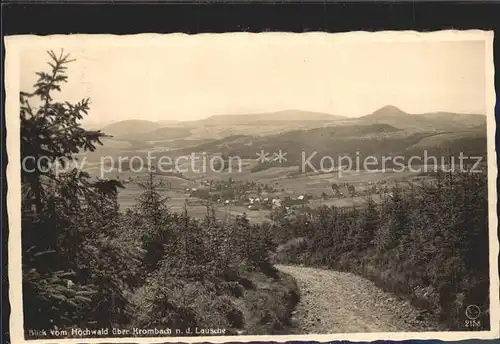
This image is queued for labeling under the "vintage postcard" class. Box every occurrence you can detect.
[5,31,499,343]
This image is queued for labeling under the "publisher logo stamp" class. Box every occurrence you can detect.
[465,305,481,320]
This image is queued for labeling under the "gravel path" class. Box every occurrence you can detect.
[276,264,441,333]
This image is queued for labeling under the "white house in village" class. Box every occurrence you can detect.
[272,198,282,208]
[248,194,261,204]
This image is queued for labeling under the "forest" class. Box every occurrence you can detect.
[20,52,299,338]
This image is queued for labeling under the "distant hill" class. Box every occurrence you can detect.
[157,120,180,126]
[416,111,486,129]
[82,120,116,131]
[134,126,192,141]
[357,105,485,131]
[100,120,162,138]
[198,110,345,126]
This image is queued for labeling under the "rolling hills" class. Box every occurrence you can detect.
[97,106,486,142]
[85,106,487,170]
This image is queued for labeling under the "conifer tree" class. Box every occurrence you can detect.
[21,51,132,331]
[358,196,379,249]
[135,169,171,272]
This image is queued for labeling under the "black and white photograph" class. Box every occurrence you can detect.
[5,31,499,343]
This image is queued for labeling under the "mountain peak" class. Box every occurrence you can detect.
[370,105,408,118]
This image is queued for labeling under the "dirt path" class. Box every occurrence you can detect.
[276,264,441,333]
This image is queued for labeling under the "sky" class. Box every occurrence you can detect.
[18,33,488,123]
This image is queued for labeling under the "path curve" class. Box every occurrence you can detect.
[276,264,441,333]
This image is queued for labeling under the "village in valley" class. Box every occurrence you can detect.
[112,164,410,224]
